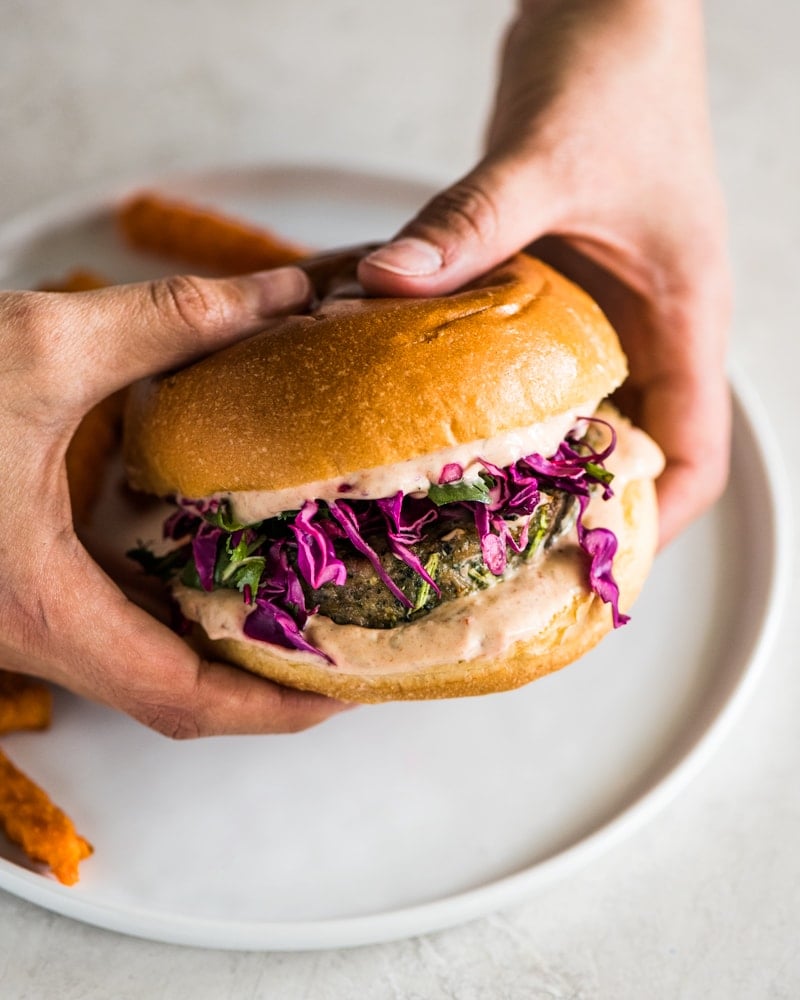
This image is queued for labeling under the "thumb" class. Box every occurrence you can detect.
[36,266,312,411]
[357,156,560,296]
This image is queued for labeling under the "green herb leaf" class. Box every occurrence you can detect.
[204,502,245,532]
[524,506,551,559]
[428,474,493,507]
[585,462,615,486]
[411,552,440,613]
[226,534,249,563]
[127,543,191,581]
[230,557,266,597]
[180,559,202,589]
[467,566,494,588]
[273,509,300,523]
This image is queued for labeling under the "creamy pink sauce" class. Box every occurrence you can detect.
[202,401,600,524]
[174,413,664,676]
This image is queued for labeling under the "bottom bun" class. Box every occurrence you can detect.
[186,475,659,703]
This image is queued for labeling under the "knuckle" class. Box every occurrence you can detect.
[416,180,500,252]
[138,701,203,740]
[149,275,235,339]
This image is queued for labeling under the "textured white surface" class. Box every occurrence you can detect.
[1,1,799,997]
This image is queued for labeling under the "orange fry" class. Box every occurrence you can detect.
[66,390,127,525]
[118,192,309,274]
[0,672,52,735]
[39,268,110,292]
[0,749,93,885]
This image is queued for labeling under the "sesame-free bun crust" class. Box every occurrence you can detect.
[187,474,658,702]
[124,253,628,499]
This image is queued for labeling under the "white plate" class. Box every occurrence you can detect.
[0,166,790,950]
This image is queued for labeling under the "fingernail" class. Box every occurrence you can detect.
[363,237,444,277]
[245,266,312,315]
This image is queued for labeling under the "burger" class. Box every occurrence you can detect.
[124,251,664,702]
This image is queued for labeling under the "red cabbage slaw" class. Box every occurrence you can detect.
[154,417,628,661]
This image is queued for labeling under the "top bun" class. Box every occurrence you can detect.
[123,253,628,499]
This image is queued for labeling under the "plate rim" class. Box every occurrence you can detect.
[0,166,791,950]
[0,160,441,259]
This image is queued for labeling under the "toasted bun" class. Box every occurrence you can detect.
[124,253,628,499]
[124,252,661,703]
[183,469,658,702]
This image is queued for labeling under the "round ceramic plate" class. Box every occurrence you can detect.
[0,166,790,950]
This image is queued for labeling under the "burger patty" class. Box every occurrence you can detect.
[301,491,578,629]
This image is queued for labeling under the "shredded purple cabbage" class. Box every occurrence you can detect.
[439,462,464,485]
[243,596,329,660]
[153,417,628,657]
[290,500,347,589]
[575,496,629,628]
[192,522,222,591]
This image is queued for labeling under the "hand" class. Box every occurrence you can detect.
[0,269,351,737]
[358,0,731,547]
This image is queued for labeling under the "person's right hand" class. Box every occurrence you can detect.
[0,268,350,737]
[359,0,732,548]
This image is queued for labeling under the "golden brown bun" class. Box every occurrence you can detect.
[186,474,658,702]
[124,253,628,499]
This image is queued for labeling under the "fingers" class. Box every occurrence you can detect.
[132,658,353,739]
[16,551,351,738]
[358,156,560,296]
[623,279,731,550]
[82,267,312,404]
[645,373,732,549]
[523,232,732,548]
[7,267,312,413]
[0,254,336,737]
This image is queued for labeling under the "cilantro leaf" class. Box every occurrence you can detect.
[203,502,245,532]
[230,557,266,596]
[428,474,493,507]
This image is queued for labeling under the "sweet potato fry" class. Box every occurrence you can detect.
[118,191,309,273]
[65,390,127,525]
[0,749,93,885]
[39,268,110,292]
[0,672,52,736]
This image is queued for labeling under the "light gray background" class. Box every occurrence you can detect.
[1,1,799,997]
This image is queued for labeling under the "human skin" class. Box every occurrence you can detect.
[359,0,731,548]
[0,268,350,737]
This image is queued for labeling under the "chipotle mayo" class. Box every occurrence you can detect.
[174,413,664,675]
[201,400,602,525]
